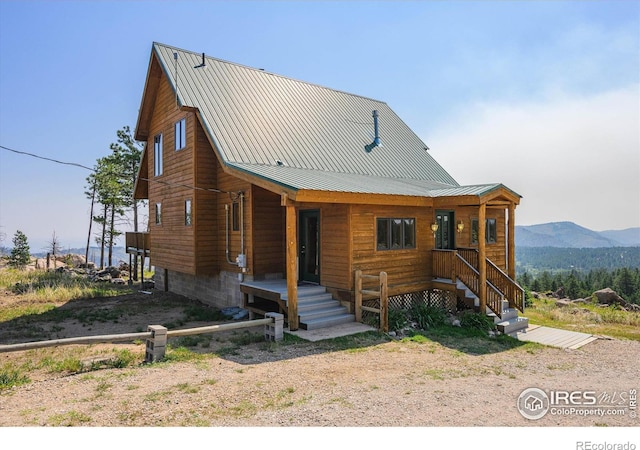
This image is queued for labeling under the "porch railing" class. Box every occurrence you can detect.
[125,232,150,256]
[432,249,524,317]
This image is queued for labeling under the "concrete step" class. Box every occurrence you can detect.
[496,316,529,334]
[282,285,328,301]
[298,298,341,313]
[297,293,335,304]
[300,313,355,331]
[299,305,349,322]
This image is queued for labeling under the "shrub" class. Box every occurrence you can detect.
[410,304,447,329]
[388,308,408,332]
[460,311,495,332]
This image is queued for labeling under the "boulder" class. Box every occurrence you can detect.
[593,288,626,306]
[555,299,573,308]
[553,287,566,299]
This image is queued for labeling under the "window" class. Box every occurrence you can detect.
[185,199,192,226]
[377,218,416,250]
[154,134,163,176]
[471,218,497,244]
[175,118,186,151]
[155,203,162,225]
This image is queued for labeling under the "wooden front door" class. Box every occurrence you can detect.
[299,210,320,284]
[435,210,455,250]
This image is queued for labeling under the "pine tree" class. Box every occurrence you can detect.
[8,230,30,269]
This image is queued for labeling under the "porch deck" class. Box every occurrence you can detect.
[240,278,324,302]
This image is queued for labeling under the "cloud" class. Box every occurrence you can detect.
[428,85,640,231]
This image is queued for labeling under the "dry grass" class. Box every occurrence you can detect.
[525,296,640,340]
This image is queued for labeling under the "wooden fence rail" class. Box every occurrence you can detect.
[354,270,388,332]
[0,314,283,363]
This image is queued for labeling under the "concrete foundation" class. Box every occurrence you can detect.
[153,267,245,308]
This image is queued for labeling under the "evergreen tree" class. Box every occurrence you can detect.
[8,230,30,269]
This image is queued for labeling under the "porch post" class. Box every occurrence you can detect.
[285,202,299,331]
[508,203,516,280]
[478,203,487,314]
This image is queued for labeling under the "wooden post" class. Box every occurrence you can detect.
[379,271,388,332]
[355,270,362,322]
[508,203,516,281]
[478,203,487,314]
[285,203,299,330]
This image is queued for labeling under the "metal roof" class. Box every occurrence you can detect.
[227,162,455,196]
[151,43,460,187]
[139,43,521,202]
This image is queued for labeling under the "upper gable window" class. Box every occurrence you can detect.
[175,118,186,151]
[154,134,163,176]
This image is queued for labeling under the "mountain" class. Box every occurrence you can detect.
[515,222,640,248]
[598,228,640,247]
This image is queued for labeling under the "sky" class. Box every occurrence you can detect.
[0,1,638,251]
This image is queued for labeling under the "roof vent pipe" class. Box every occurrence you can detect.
[194,52,206,69]
[364,110,382,153]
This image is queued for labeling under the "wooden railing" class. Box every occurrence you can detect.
[354,270,389,332]
[125,232,150,256]
[432,249,524,317]
[487,259,524,312]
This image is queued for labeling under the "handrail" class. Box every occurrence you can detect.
[437,248,524,314]
[486,258,525,313]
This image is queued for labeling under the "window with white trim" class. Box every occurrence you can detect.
[185,199,192,226]
[175,118,186,151]
[154,134,163,176]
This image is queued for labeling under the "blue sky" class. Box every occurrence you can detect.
[0,1,638,250]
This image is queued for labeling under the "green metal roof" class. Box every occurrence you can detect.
[141,43,521,201]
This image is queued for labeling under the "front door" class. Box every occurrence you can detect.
[299,210,320,284]
[435,210,455,250]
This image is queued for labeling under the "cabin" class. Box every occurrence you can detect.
[129,42,526,333]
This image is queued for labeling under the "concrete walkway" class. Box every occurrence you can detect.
[286,322,377,342]
[509,324,598,349]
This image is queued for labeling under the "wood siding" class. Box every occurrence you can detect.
[453,206,507,270]
[147,74,196,274]
[349,204,433,291]
[252,186,285,276]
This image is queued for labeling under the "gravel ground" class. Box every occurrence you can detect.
[1,289,638,429]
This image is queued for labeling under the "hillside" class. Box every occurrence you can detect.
[515,222,640,248]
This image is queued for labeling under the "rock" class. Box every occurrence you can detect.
[388,331,397,337]
[593,288,626,306]
[555,299,573,308]
[572,298,588,304]
[451,319,461,327]
[111,278,126,285]
[553,287,566,299]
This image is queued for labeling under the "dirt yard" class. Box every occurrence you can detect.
[0,287,639,429]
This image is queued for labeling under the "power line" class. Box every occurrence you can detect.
[1,144,95,171]
[0,144,237,196]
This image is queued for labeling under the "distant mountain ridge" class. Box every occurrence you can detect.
[515,222,640,248]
